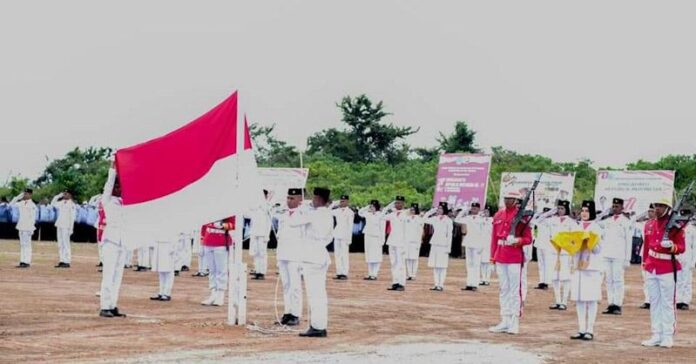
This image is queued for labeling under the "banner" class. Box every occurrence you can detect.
[499,172,575,212]
[257,168,310,206]
[594,170,675,213]
[432,154,491,209]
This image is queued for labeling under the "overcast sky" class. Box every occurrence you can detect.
[1,0,695,182]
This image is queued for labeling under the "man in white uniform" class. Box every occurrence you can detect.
[599,197,633,315]
[247,192,271,280]
[332,194,355,280]
[10,189,38,268]
[51,190,77,268]
[677,210,695,310]
[385,196,408,291]
[275,188,306,326]
[99,165,129,318]
[533,207,554,290]
[290,187,334,338]
[456,202,486,291]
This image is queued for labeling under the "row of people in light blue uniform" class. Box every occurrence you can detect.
[0,198,98,226]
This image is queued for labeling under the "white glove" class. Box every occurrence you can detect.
[660,240,674,249]
[506,236,518,246]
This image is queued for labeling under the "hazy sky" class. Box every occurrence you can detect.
[1,0,695,182]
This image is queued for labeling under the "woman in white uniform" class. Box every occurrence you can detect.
[405,203,424,281]
[480,209,494,285]
[570,200,603,341]
[150,238,178,301]
[358,200,386,280]
[426,202,454,291]
[549,200,578,310]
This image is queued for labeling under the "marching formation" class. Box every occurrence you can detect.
[5,166,696,347]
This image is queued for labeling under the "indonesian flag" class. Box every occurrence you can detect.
[114,91,262,244]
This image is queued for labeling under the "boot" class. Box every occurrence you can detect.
[488,316,510,333]
[201,290,216,306]
[506,316,519,334]
[212,290,225,306]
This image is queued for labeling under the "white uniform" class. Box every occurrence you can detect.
[677,224,696,305]
[51,194,77,264]
[533,219,554,285]
[598,214,633,307]
[571,221,603,335]
[457,214,487,288]
[291,206,333,330]
[480,217,494,282]
[193,229,207,274]
[548,216,578,306]
[152,239,178,297]
[385,209,408,286]
[404,215,424,279]
[332,207,355,277]
[10,194,37,265]
[426,215,453,288]
[637,220,651,304]
[99,168,130,311]
[175,232,193,271]
[246,205,271,275]
[358,208,386,278]
[276,207,306,319]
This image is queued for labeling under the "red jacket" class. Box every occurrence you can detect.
[201,217,235,247]
[490,207,533,264]
[643,215,685,275]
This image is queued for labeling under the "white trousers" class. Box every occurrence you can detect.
[389,246,406,286]
[158,272,175,296]
[465,247,482,287]
[249,236,268,275]
[302,261,329,330]
[368,262,381,277]
[576,301,598,334]
[481,262,492,282]
[433,267,447,287]
[19,230,33,264]
[646,270,677,339]
[124,249,133,267]
[56,227,72,264]
[182,237,192,268]
[98,242,104,264]
[333,238,350,276]
[536,248,551,284]
[676,267,692,304]
[554,280,571,305]
[406,258,419,278]
[278,260,303,317]
[496,263,523,318]
[197,242,208,272]
[642,270,651,304]
[137,247,151,268]
[522,264,529,302]
[204,246,228,291]
[604,258,626,306]
[100,241,126,310]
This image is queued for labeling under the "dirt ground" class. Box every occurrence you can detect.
[1,240,695,363]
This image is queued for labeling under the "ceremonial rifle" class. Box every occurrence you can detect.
[508,173,543,241]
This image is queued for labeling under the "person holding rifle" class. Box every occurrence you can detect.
[641,185,691,348]
[488,190,533,335]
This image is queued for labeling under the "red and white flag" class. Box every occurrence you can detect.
[114,91,262,244]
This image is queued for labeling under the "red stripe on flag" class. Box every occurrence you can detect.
[115,92,251,205]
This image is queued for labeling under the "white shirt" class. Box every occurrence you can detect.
[10,194,37,232]
[680,224,696,268]
[385,209,408,247]
[456,214,487,249]
[574,220,604,271]
[598,214,633,261]
[101,168,127,246]
[404,215,424,244]
[291,206,334,265]
[52,194,77,230]
[245,204,271,238]
[332,206,355,241]
[533,219,554,251]
[548,215,579,256]
[425,215,453,252]
[276,208,306,262]
[358,208,386,240]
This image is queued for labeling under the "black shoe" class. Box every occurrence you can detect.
[602,305,616,314]
[430,286,438,291]
[363,276,372,281]
[558,304,568,311]
[462,286,477,291]
[370,276,378,280]
[279,314,291,325]
[394,284,405,291]
[436,286,444,291]
[639,302,650,309]
[407,277,413,281]
[16,262,30,268]
[63,263,70,268]
[333,275,342,280]
[549,304,560,310]
[677,303,689,310]
[570,332,586,340]
[124,264,133,269]
[134,266,145,272]
[150,295,163,301]
[55,262,65,268]
[98,267,102,272]
[339,275,348,280]
[97,262,103,267]
[99,309,114,318]
[111,307,126,317]
[174,271,180,277]
[479,281,490,286]
[252,273,265,280]
[582,333,594,341]
[160,295,171,301]
[535,283,549,290]
[192,272,208,277]
[613,306,622,315]
[181,265,190,272]
[285,315,300,326]
[299,326,327,337]
[387,284,398,291]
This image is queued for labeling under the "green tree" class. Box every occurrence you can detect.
[307,95,417,164]
[249,123,300,167]
[437,121,479,154]
[33,147,113,202]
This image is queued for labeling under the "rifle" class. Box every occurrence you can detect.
[509,173,543,240]
[663,181,695,283]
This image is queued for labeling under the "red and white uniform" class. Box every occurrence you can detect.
[202,217,235,294]
[490,207,533,326]
[643,215,686,343]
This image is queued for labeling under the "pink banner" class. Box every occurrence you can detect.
[432,154,491,209]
